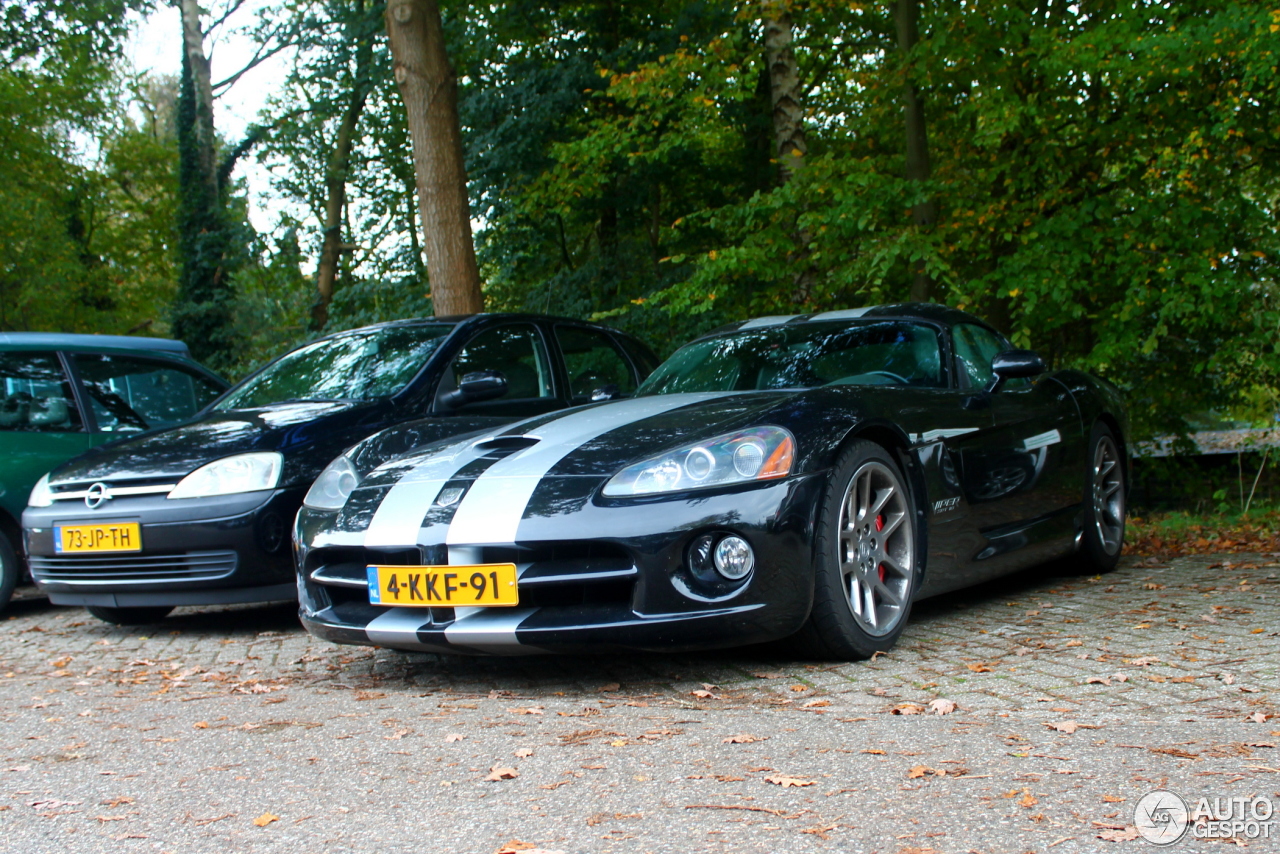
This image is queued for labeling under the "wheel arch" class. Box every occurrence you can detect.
[0,508,23,557]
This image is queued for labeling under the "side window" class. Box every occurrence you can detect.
[555,326,638,402]
[952,324,1007,389]
[447,325,552,401]
[0,352,83,433]
[74,354,224,433]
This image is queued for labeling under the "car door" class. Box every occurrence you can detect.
[950,323,1082,566]
[0,351,93,527]
[433,322,564,422]
[553,324,642,404]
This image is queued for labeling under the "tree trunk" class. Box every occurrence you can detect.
[385,0,482,317]
[178,0,217,197]
[763,2,807,184]
[762,2,814,304]
[892,0,936,303]
[312,0,376,332]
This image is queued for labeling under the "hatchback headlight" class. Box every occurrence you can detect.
[167,452,283,499]
[603,427,795,496]
[303,455,360,511]
[28,473,54,507]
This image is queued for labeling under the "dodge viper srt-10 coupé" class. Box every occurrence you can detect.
[294,303,1128,660]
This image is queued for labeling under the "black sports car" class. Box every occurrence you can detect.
[295,303,1128,660]
[23,314,657,625]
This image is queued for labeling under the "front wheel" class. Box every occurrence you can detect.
[87,605,174,625]
[796,440,920,660]
[1079,422,1126,573]
[0,531,19,613]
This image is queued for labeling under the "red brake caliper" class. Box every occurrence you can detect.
[875,515,886,581]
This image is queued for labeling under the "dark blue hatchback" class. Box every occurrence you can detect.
[23,314,657,624]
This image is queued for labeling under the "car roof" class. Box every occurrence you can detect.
[0,332,192,356]
[698,302,996,340]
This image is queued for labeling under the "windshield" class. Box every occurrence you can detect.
[639,320,944,395]
[215,324,453,410]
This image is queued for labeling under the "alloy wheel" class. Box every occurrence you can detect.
[1092,435,1124,554]
[838,461,914,637]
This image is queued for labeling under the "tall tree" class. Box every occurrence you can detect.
[384,0,482,316]
[891,0,935,302]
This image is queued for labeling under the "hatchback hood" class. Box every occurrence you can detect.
[51,400,385,486]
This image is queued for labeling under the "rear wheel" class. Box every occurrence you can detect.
[86,605,174,625]
[1079,422,1125,573]
[797,440,919,660]
[0,531,19,613]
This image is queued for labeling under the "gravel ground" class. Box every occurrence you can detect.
[2,552,1277,853]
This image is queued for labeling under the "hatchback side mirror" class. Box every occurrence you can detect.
[987,350,1046,392]
[442,370,508,409]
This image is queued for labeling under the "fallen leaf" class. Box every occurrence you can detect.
[862,749,886,755]
[1047,720,1079,734]
[1086,676,1111,686]
[764,775,815,787]
[100,796,134,807]
[722,734,766,744]
[193,721,208,729]
[802,699,830,708]
[789,684,808,692]
[1247,712,1270,724]
[1019,793,1039,808]
[253,812,279,827]
[690,690,717,699]
[967,663,994,673]
[95,815,127,822]
[514,748,534,758]
[485,766,519,782]
[928,698,957,715]
[1097,826,1140,841]
[891,703,925,715]
[1103,795,1125,803]
[907,765,945,779]
[509,707,545,716]
[444,733,464,743]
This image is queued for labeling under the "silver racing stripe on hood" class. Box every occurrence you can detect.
[362,435,492,548]
[446,393,725,547]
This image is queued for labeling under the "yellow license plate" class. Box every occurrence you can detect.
[55,522,142,554]
[367,564,519,607]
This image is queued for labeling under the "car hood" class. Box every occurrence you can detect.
[51,400,387,486]
[360,391,800,491]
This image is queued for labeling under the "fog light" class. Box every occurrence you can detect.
[713,535,754,580]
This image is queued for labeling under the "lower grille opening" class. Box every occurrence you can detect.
[31,550,238,583]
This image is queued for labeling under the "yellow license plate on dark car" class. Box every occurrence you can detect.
[367,564,519,607]
[55,522,142,553]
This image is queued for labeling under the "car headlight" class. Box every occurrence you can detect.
[303,455,360,511]
[167,452,283,499]
[29,473,54,507]
[603,426,795,496]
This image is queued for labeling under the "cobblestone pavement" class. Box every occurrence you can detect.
[2,553,1277,854]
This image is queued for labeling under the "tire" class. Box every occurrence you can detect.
[795,440,921,660]
[86,605,174,625]
[1079,421,1126,573]
[0,531,19,613]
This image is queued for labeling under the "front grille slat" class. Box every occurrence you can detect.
[31,550,238,583]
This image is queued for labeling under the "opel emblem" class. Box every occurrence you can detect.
[85,482,111,509]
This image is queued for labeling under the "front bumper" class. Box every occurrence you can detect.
[22,488,305,608]
[295,473,825,654]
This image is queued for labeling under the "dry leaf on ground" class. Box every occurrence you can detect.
[1247,712,1270,724]
[891,703,925,715]
[722,734,766,744]
[1097,826,1140,841]
[252,813,279,827]
[514,748,534,758]
[1047,720,1079,734]
[444,733,464,742]
[967,663,994,673]
[764,775,815,787]
[485,766,519,782]
[928,699,957,715]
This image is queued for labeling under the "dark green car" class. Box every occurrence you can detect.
[0,333,228,610]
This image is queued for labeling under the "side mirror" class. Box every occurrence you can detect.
[590,384,622,402]
[987,350,1046,392]
[442,370,508,409]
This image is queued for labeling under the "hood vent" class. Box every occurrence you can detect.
[472,435,540,459]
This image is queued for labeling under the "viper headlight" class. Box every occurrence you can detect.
[167,452,283,500]
[303,455,359,510]
[28,473,54,508]
[603,426,795,497]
